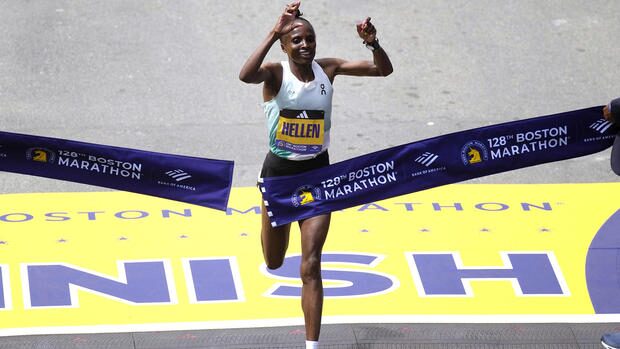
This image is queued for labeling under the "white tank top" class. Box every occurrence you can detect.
[263,60,334,160]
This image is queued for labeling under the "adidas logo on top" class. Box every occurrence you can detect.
[296,111,309,119]
[590,119,613,134]
[415,152,439,167]
[165,169,192,182]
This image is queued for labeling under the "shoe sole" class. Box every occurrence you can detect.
[602,340,619,349]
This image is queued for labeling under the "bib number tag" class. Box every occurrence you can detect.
[275,109,325,155]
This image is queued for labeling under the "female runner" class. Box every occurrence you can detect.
[239,2,393,348]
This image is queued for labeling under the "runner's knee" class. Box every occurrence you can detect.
[300,255,321,283]
[262,241,286,269]
[265,256,285,270]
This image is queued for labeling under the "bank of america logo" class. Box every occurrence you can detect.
[415,152,439,167]
[590,119,613,134]
[296,111,309,119]
[165,169,192,182]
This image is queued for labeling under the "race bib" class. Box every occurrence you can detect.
[275,109,325,155]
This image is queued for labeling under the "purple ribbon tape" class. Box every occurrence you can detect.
[0,131,233,211]
[260,106,616,226]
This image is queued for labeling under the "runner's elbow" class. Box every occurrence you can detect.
[238,72,254,84]
[379,66,393,77]
[238,69,261,83]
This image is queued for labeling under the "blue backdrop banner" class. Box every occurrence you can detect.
[260,106,617,226]
[0,131,233,211]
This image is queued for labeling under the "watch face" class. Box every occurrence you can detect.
[366,41,378,51]
[365,39,379,51]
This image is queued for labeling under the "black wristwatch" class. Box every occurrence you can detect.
[364,38,380,51]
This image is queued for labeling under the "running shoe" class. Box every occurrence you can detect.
[602,332,620,349]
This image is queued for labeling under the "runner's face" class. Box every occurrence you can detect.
[281,20,316,64]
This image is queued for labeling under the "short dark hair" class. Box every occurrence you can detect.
[279,12,313,43]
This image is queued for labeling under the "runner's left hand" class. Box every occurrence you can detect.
[356,17,377,43]
[603,105,615,123]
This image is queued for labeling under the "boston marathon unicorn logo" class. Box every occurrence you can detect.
[468,147,482,164]
[291,185,322,207]
[26,148,56,164]
[299,190,315,205]
[460,141,489,165]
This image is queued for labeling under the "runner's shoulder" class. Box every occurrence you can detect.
[316,58,346,81]
[261,62,283,84]
[316,58,346,70]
